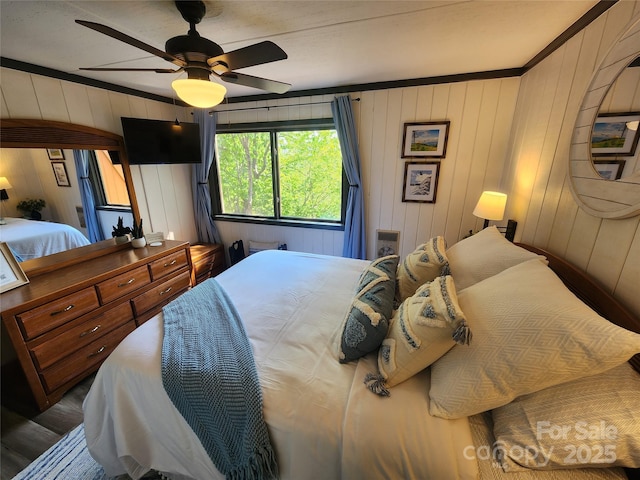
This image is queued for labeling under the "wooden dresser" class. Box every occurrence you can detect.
[1,239,192,411]
[190,243,225,285]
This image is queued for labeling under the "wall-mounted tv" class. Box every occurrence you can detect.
[121,117,202,165]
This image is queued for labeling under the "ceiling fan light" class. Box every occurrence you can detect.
[171,79,226,108]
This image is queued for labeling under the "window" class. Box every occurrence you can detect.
[94,150,130,206]
[87,150,130,210]
[214,120,345,227]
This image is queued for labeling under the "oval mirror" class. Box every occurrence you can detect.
[569,16,640,218]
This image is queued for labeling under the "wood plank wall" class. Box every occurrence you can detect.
[505,1,640,316]
[214,79,520,259]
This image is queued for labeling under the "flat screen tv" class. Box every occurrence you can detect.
[121,117,202,165]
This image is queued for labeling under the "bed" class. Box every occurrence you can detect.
[0,217,90,260]
[83,226,640,480]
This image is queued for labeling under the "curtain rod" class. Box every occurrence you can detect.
[209,97,360,115]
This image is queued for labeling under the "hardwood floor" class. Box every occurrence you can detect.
[0,374,94,480]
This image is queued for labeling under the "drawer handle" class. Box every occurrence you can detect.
[87,345,106,358]
[160,286,173,296]
[118,278,136,288]
[164,259,177,268]
[80,324,101,337]
[50,304,74,316]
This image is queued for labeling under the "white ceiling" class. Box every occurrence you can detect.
[0,0,601,101]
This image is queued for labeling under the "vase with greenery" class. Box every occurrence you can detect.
[131,218,146,248]
[17,198,46,220]
[112,216,131,244]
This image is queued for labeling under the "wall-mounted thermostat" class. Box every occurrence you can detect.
[376,229,400,258]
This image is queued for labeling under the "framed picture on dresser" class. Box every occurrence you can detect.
[0,242,29,293]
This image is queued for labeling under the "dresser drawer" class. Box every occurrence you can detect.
[149,249,189,281]
[96,265,151,304]
[29,301,134,371]
[210,251,225,277]
[193,255,214,282]
[131,269,191,317]
[40,322,135,394]
[191,244,224,284]
[16,287,100,340]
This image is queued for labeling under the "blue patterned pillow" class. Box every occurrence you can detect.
[339,255,399,363]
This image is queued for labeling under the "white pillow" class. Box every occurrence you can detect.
[429,259,640,419]
[492,362,640,471]
[446,226,546,290]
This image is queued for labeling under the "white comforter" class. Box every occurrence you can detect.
[83,250,478,480]
[0,217,90,260]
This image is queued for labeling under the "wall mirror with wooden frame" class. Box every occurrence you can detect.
[569,16,640,219]
[0,119,140,272]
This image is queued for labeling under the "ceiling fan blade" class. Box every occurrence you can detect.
[219,71,291,94]
[76,20,187,68]
[79,67,181,74]
[208,41,287,71]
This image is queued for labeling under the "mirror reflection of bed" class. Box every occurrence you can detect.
[0,216,90,261]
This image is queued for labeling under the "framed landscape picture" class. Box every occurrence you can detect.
[46,148,65,160]
[401,121,450,158]
[402,162,440,203]
[591,113,640,156]
[51,161,71,187]
[593,160,625,180]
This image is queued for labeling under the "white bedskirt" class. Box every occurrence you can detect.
[83,250,478,480]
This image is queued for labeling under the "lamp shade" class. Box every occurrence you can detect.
[473,191,507,221]
[171,79,226,108]
[0,177,12,190]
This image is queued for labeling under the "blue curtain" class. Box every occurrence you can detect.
[73,149,104,242]
[192,110,222,244]
[332,95,366,259]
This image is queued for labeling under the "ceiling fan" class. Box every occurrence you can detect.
[76,0,291,107]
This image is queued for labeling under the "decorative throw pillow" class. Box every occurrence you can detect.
[492,361,640,472]
[429,259,640,419]
[339,255,399,363]
[446,225,547,291]
[366,275,471,395]
[396,236,449,303]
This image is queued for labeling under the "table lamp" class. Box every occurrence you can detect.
[473,191,507,229]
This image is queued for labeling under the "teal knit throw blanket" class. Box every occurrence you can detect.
[161,279,278,480]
